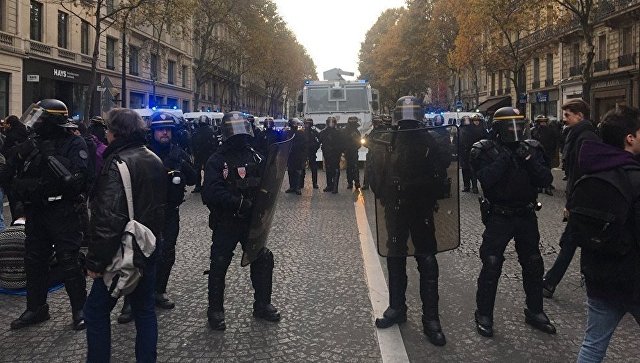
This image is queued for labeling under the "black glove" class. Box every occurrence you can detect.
[515,141,532,160]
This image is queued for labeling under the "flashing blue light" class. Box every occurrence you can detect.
[207,108,211,112]
[304,80,310,85]
[173,106,177,110]
[359,80,368,84]
[152,106,157,111]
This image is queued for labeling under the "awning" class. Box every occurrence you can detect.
[476,96,512,114]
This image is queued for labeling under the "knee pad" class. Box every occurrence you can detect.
[417,255,439,280]
[482,255,504,280]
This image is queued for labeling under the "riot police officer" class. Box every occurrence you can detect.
[148,112,197,309]
[361,115,387,190]
[285,118,306,195]
[301,118,320,189]
[10,99,88,330]
[319,116,343,193]
[191,115,218,193]
[460,114,486,193]
[369,97,450,346]
[470,106,556,337]
[255,117,281,157]
[343,116,361,189]
[202,111,280,330]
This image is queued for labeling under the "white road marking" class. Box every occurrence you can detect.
[354,192,410,363]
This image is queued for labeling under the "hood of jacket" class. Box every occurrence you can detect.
[579,139,640,173]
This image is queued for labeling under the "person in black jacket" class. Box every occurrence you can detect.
[574,106,640,362]
[531,115,560,196]
[2,115,28,223]
[255,118,281,158]
[543,99,600,298]
[191,115,218,193]
[202,111,280,331]
[470,106,555,338]
[460,114,486,193]
[320,117,343,193]
[301,118,321,189]
[10,99,89,331]
[284,119,306,195]
[84,108,166,362]
[343,116,362,189]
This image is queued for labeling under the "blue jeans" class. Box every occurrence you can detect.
[84,262,158,363]
[577,296,640,363]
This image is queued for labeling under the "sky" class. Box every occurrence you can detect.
[273,0,406,80]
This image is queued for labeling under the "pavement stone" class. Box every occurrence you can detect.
[0,168,638,362]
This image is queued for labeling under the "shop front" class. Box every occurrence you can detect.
[528,90,559,120]
[591,76,634,124]
[22,59,96,119]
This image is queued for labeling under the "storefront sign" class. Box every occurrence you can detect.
[53,68,80,80]
[26,75,39,82]
[536,91,549,103]
[592,78,630,89]
[518,93,527,104]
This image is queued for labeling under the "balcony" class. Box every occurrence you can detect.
[569,64,584,77]
[0,32,14,46]
[545,79,554,87]
[29,41,52,55]
[81,55,93,64]
[594,59,610,72]
[531,80,540,89]
[58,48,76,61]
[618,53,637,67]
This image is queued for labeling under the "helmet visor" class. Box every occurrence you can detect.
[222,119,254,141]
[20,103,44,129]
[502,119,529,142]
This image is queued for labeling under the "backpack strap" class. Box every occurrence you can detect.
[115,160,134,221]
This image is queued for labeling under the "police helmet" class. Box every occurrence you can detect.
[150,112,178,129]
[372,115,383,128]
[197,115,211,126]
[247,115,256,125]
[432,114,445,126]
[381,114,392,126]
[326,116,337,128]
[91,115,106,126]
[461,115,472,126]
[347,116,360,126]
[493,106,528,143]
[392,96,423,127]
[221,111,254,141]
[265,117,275,129]
[21,99,70,131]
[534,114,549,123]
[304,118,314,126]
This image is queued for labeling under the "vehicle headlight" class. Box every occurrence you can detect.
[360,138,366,145]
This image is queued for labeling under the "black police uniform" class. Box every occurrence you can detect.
[12,114,88,330]
[343,122,361,189]
[470,109,555,337]
[460,121,486,193]
[202,133,280,330]
[301,124,321,189]
[255,126,281,158]
[191,123,218,192]
[319,125,343,193]
[149,140,196,303]
[285,126,306,194]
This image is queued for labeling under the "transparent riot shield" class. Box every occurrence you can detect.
[241,136,294,266]
[19,103,43,129]
[372,125,460,257]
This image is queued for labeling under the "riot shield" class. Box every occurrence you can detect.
[241,135,294,266]
[372,125,460,257]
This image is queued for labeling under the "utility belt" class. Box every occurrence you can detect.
[479,197,542,224]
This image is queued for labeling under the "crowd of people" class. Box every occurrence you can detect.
[0,95,638,363]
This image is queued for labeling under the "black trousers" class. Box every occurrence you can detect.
[208,221,274,311]
[301,153,318,187]
[461,167,478,189]
[156,207,180,294]
[476,211,544,319]
[345,149,359,186]
[24,201,86,312]
[323,152,341,191]
[387,254,440,320]
[543,224,577,287]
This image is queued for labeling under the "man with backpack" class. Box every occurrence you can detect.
[569,105,640,362]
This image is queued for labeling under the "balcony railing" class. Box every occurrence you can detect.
[0,32,14,46]
[618,53,637,67]
[594,59,610,72]
[569,64,584,77]
[531,80,540,89]
[81,55,93,64]
[545,79,554,87]
[29,41,52,55]
[58,48,76,61]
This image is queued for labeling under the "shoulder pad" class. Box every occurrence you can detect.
[472,139,495,150]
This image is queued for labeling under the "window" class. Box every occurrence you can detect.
[498,71,503,90]
[30,1,43,41]
[182,65,187,87]
[106,0,114,14]
[129,46,139,75]
[533,57,540,82]
[0,0,6,31]
[491,73,495,91]
[58,11,69,48]
[168,60,175,84]
[106,37,116,70]
[81,21,90,55]
[621,27,633,55]
[572,43,580,66]
[546,54,553,80]
[150,54,158,79]
[598,34,607,61]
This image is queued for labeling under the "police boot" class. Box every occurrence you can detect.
[375,306,407,328]
[72,309,86,331]
[474,310,493,337]
[472,186,479,194]
[207,308,226,331]
[418,255,445,346]
[475,255,503,337]
[422,316,446,346]
[253,302,281,322]
[155,292,175,310]
[542,278,556,299]
[11,304,50,330]
[524,309,556,334]
[117,300,133,324]
[462,184,470,192]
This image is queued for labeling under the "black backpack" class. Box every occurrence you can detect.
[568,165,640,256]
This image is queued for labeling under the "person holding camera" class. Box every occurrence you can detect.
[470,106,555,338]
